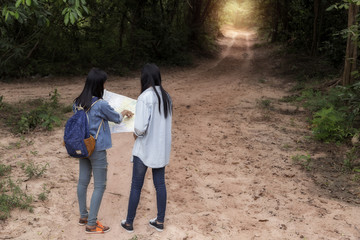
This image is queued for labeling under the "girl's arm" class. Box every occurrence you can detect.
[100,101,122,124]
[134,99,151,137]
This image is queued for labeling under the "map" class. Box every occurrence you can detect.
[103,90,137,133]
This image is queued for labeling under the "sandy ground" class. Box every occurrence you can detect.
[1,26,360,240]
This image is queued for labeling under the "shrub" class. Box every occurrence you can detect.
[0,178,33,220]
[0,164,11,177]
[15,89,62,133]
[0,89,71,134]
[38,184,50,202]
[20,162,49,180]
[311,107,351,142]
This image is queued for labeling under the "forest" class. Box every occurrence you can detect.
[1,0,360,239]
[2,0,360,142]
[0,0,355,78]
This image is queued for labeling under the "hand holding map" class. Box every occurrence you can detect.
[121,110,134,118]
[103,90,137,133]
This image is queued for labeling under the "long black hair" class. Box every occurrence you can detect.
[141,63,172,118]
[74,68,107,110]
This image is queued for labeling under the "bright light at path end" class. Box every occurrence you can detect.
[221,0,256,28]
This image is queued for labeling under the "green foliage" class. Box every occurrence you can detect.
[292,154,312,171]
[253,0,347,66]
[20,162,48,180]
[16,90,62,133]
[257,98,272,109]
[38,184,49,201]
[129,235,138,240]
[0,89,70,134]
[311,107,350,142]
[336,82,360,122]
[295,81,360,142]
[1,0,223,78]
[297,89,327,112]
[0,164,11,177]
[0,178,33,220]
[0,95,3,109]
[343,147,359,171]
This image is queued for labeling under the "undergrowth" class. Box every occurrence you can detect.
[0,178,33,220]
[0,89,72,133]
[284,82,360,143]
[19,162,48,180]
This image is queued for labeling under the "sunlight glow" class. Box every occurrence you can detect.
[221,0,256,28]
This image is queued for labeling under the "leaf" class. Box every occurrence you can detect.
[26,0,31,6]
[81,0,86,5]
[75,8,82,18]
[82,5,89,14]
[64,12,69,25]
[2,6,7,16]
[15,11,19,19]
[15,0,22,8]
[326,5,336,11]
[5,11,9,21]
[70,12,75,24]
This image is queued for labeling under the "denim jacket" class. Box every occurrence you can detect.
[74,97,122,151]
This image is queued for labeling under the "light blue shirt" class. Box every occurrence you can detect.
[132,86,172,168]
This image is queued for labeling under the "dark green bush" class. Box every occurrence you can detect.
[311,106,351,142]
[298,81,360,142]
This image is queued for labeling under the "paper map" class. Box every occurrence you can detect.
[103,90,137,133]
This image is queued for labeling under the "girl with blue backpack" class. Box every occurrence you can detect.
[74,68,133,234]
[121,63,172,233]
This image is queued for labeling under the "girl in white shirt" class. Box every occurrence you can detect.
[121,63,172,233]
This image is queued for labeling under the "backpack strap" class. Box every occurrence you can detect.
[85,99,103,140]
[95,119,104,140]
[86,99,101,113]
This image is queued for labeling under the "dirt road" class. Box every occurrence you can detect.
[1,26,359,240]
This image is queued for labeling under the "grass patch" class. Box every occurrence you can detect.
[0,178,33,220]
[38,184,50,202]
[257,98,273,110]
[343,147,360,172]
[19,162,49,180]
[279,95,300,103]
[0,89,72,134]
[0,164,11,177]
[292,154,312,171]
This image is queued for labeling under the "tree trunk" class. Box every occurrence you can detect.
[119,11,126,49]
[311,0,321,56]
[342,3,359,86]
[271,0,280,42]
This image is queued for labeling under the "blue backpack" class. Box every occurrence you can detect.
[64,99,103,158]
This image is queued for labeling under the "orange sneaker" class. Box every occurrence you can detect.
[85,221,110,234]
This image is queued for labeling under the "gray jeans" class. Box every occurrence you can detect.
[77,150,107,226]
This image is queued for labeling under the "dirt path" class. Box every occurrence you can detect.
[1,26,360,240]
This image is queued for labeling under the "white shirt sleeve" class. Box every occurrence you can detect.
[134,99,151,137]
